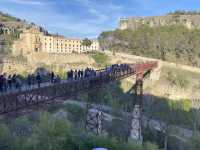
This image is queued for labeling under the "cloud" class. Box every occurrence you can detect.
[0,0,124,37]
[73,0,122,22]
[8,0,44,5]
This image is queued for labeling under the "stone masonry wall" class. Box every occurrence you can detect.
[119,14,200,30]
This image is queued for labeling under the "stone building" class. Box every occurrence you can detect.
[12,27,43,55]
[119,14,200,30]
[0,23,16,35]
[12,27,99,55]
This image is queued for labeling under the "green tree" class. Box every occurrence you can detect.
[90,52,109,67]
[143,142,159,150]
[81,38,93,47]
[98,25,200,67]
[0,123,13,150]
[26,112,72,150]
[187,132,200,150]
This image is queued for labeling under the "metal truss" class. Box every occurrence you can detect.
[86,107,103,135]
[0,61,157,118]
[130,74,143,143]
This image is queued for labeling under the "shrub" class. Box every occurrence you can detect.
[90,52,109,67]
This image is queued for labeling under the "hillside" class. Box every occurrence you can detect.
[0,11,46,56]
[99,25,200,67]
[0,12,26,55]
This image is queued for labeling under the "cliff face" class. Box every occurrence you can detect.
[119,14,200,30]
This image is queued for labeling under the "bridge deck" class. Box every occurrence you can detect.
[0,61,157,115]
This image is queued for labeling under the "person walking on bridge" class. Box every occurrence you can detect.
[7,75,12,90]
[50,72,55,83]
[15,76,22,91]
[31,74,35,86]
[36,72,41,88]
[2,73,7,92]
[0,75,3,92]
[74,70,78,80]
[27,74,32,89]
[12,74,17,90]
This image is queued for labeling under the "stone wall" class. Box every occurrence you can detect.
[0,59,32,74]
[119,14,200,30]
[0,53,96,75]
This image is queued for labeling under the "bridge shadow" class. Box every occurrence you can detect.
[142,93,199,150]
[81,81,198,150]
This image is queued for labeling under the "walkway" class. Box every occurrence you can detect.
[0,61,157,115]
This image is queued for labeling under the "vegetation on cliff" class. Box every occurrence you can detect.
[0,11,20,22]
[0,31,21,55]
[0,11,41,56]
[0,112,160,150]
[0,12,24,55]
[99,25,200,67]
[90,52,110,67]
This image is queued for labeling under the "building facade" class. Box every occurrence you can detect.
[12,27,99,55]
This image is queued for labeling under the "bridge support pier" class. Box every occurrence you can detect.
[86,108,103,135]
[130,74,143,143]
[85,89,103,135]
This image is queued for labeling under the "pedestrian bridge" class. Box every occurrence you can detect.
[0,61,158,115]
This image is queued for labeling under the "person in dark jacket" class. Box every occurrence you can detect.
[7,75,12,90]
[12,74,17,89]
[50,72,55,83]
[15,76,22,91]
[2,73,7,92]
[0,75,3,92]
[36,73,41,88]
[27,74,32,89]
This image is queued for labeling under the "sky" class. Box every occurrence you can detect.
[0,0,200,38]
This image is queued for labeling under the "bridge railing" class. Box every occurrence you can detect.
[129,61,158,73]
[0,61,158,115]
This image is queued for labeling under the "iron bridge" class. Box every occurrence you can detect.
[0,61,158,115]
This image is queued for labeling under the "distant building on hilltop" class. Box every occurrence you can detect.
[119,14,200,30]
[12,27,99,56]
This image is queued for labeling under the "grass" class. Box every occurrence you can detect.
[160,66,200,89]
[90,52,110,67]
[162,66,200,80]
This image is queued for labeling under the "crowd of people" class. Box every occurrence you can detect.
[67,68,97,80]
[0,72,61,93]
[0,64,131,94]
